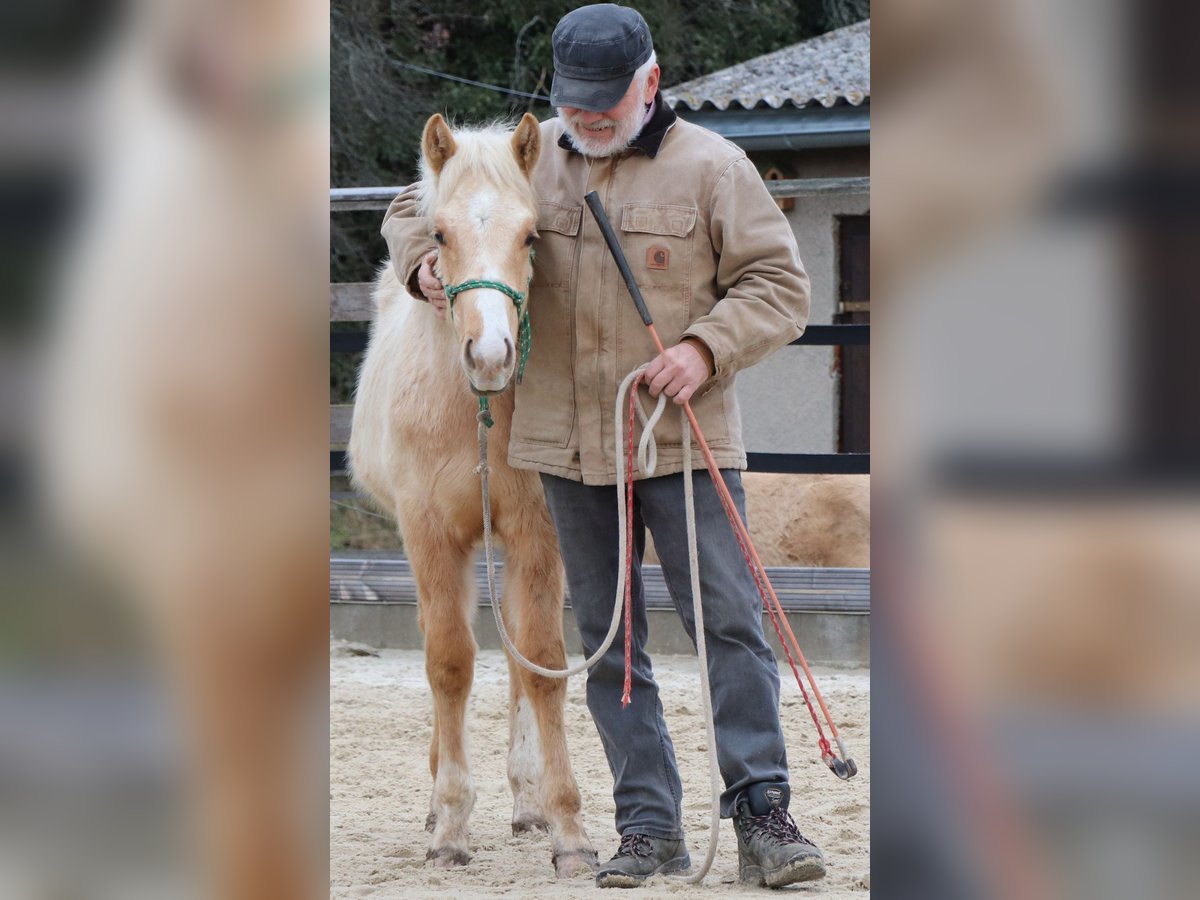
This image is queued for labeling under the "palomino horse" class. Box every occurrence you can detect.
[349,113,596,876]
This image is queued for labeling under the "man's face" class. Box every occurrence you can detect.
[557,64,660,158]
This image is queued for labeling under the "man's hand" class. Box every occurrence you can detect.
[417,250,449,319]
[643,340,714,405]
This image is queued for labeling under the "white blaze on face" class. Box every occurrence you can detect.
[470,283,514,383]
[456,186,517,390]
[448,183,535,392]
[469,189,495,230]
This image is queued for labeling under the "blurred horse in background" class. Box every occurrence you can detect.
[40,2,328,898]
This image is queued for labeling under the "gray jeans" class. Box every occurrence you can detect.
[540,470,788,840]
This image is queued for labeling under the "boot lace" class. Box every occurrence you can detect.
[615,833,655,858]
[740,808,816,848]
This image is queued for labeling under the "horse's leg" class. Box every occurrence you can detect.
[415,599,441,833]
[499,501,597,877]
[425,712,439,833]
[504,635,549,835]
[407,527,477,867]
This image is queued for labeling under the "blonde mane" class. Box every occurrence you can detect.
[417,122,537,217]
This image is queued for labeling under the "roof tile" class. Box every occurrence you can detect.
[664,19,869,112]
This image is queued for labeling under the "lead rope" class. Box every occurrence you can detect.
[477,376,657,679]
[479,365,721,884]
[681,405,724,885]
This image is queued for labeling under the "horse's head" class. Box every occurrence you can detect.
[421,112,541,394]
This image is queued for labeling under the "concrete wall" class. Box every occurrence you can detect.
[331,602,869,668]
[737,186,870,454]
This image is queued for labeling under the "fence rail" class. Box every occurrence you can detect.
[331,177,869,213]
[331,317,867,353]
[332,554,870,614]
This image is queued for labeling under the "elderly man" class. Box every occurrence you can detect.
[385,3,824,889]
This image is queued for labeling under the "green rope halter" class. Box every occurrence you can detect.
[440,253,535,429]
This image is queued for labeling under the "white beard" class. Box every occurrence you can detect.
[558,98,648,158]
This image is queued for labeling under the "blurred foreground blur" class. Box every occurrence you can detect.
[3,2,328,898]
[874,1,1200,899]
[10,0,1200,897]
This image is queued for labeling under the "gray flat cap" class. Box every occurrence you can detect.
[551,4,653,112]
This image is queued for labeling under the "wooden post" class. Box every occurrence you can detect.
[763,166,796,211]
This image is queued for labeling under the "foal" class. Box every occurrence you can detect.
[349,114,595,876]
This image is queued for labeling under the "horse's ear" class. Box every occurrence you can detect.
[511,113,541,178]
[423,114,457,175]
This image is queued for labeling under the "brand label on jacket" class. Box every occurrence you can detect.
[647,246,670,270]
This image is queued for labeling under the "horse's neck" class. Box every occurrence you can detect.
[408,301,516,427]
[401,300,478,403]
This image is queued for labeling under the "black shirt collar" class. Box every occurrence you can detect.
[556,90,678,159]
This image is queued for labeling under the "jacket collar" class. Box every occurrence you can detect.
[556,90,677,160]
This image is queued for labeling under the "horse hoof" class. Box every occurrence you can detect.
[427,847,471,868]
[552,849,599,878]
[512,817,550,836]
[424,812,437,833]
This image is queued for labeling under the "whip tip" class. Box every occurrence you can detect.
[823,753,857,780]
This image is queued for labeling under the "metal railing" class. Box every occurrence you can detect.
[332,553,869,614]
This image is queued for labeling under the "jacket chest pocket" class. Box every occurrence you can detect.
[619,203,696,341]
[620,204,695,288]
[532,201,581,288]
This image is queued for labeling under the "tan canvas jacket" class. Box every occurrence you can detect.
[381,108,810,485]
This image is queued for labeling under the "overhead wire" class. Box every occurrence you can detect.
[389,58,551,103]
[331,498,395,523]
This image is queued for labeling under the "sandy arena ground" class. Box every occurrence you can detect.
[331,647,870,897]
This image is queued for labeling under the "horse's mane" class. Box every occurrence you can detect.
[418,121,537,217]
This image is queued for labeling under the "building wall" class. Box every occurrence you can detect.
[736,185,869,454]
[752,145,869,180]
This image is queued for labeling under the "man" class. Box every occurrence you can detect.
[384,4,824,889]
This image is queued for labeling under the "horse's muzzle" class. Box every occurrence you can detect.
[463,334,515,393]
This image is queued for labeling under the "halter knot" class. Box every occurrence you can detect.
[476,395,494,429]
[439,255,535,387]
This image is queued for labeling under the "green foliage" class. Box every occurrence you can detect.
[330,499,403,551]
[332,0,868,283]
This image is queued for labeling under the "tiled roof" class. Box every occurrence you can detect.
[664,19,869,112]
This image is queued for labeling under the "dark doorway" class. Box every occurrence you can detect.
[836,215,869,453]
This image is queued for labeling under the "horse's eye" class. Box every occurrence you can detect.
[524,232,537,247]
[433,231,445,245]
